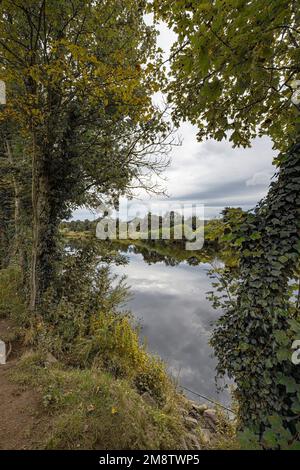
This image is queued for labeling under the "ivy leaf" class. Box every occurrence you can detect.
[262,430,277,449]
[274,330,289,346]
[250,232,261,240]
[278,376,298,393]
[268,415,282,428]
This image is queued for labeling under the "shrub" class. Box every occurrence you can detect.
[0,266,27,324]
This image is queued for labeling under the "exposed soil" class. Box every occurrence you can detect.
[0,319,48,450]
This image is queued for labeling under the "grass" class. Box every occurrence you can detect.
[12,352,240,450]
[12,352,187,450]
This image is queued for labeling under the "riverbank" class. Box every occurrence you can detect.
[0,318,238,450]
[0,274,238,450]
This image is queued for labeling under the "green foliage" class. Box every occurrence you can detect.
[0,266,27,323]
[210,143,300,447]
[0,0,172,307]
[153,0,300,151]
[12,352,186,450]
[0,174,13,267]
[239,415,300,450]
[76,309,169,403]
[21,242,171,404]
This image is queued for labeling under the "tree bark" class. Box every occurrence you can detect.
[29,136,59,311]
[5,139,25,273]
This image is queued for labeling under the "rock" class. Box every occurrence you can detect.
[204,408,217,422]
[184,416,199,430]
[203,409,218,431]
[189,409,199,420]
[185,433,201,450]
[192,403,208,414]
[179,407,189,416]
[189,403,208,419]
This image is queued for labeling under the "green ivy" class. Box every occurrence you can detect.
[210,143,300,447]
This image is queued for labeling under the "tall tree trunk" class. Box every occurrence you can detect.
[29,137,58,311]
[5,139,26,275]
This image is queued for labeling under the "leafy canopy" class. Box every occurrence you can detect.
[0,0,170,214]
[153,0,300,151]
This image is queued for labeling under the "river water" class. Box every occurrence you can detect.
[111,245,230,407]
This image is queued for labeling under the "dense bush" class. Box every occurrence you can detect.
[0,266,26,323]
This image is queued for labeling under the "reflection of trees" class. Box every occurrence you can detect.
[65,239,128,267]
[186,257,201,266]
[95,239,221,266]
[132,245,180,266]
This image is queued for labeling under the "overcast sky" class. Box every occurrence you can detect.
[73,20,276,221]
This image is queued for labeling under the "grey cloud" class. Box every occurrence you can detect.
[169,179,271,208]
[246,170,275,187]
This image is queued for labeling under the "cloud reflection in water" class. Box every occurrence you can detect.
[112,250,231,406]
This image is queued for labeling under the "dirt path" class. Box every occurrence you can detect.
[0,319,47,450]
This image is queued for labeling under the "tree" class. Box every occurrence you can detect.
[0,118,32,279]
[0,156,14,268]
[153,0,300,443]
[153,0,300,150]
[0,0,171,309]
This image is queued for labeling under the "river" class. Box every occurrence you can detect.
[111,244,231,407]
